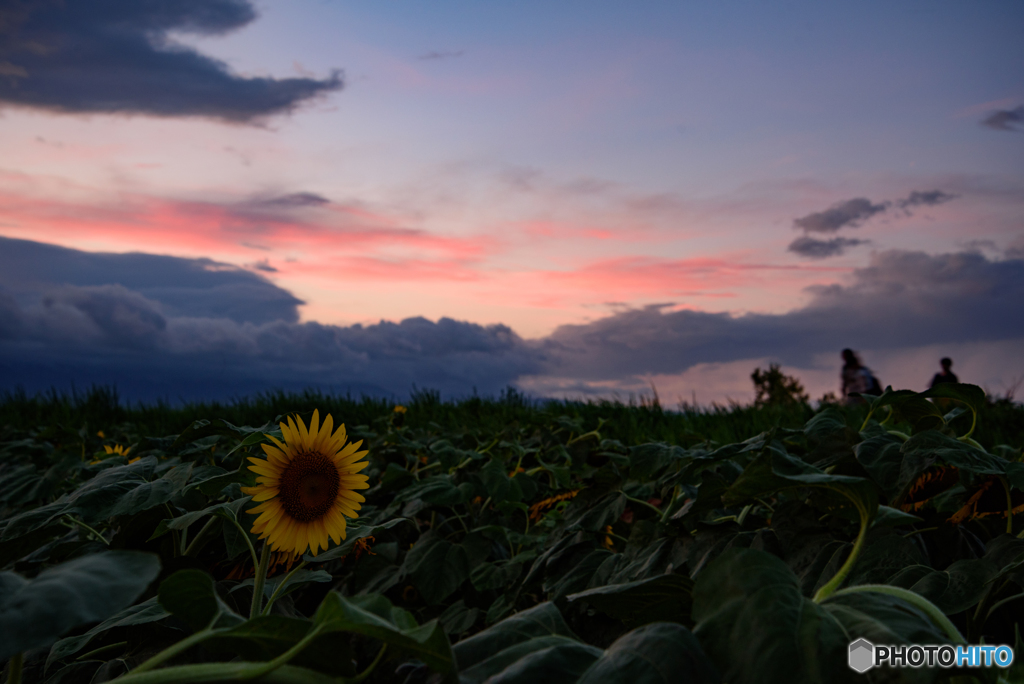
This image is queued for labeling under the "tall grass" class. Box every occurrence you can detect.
[1,384,1020,449]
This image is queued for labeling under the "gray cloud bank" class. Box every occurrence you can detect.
[1,238,1022,403]
[981,107,1024,132]
[788,190,957,259]
[0,0,341,122]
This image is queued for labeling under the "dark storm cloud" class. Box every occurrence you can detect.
[0,0,342,122]
[538,250,1024,381]
[787,236,867,259]
[981,107,1024,132]
[0,236,303,324]
[2,239,1021,403]
[0,238,542,402]
[255,193,332,208]
[793,190,957,236]
[896,190,957,209]
[792,198,889,233]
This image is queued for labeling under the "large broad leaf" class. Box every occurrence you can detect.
[230,569,333,602]
[46,596,170,669]
[691,548,851,684]
[452,602,578,673]
[567,574,693,628]
[401,531,488,605]
[628,443,688,481]
[107,462,193,517]
[920,383,986,421]
[723,445,879,523]
[577,623,721,684]
[820,591,952,649]
[203,614,357,677]
[854,433,907,501]
[393,475,467,506]
[158,569,244,632]
[898,431,1007,489]
[1,458,158,539]
[0,551,160,660]
[477,639,603,684]
[543,549,613,601]
[313,592,454,677]
[149,496,251,541]
[896,559,997,615]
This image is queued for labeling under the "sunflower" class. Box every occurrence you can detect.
[243,410,370,557]
[90,443,137,465]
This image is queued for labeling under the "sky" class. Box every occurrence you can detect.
[1,0,1023,405]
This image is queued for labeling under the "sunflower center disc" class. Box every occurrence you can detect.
[279,451,340,522]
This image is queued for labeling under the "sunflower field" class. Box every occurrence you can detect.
[2,383,1024,684]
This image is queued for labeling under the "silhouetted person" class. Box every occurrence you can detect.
[929,357,958,388]
[841,349,881,405]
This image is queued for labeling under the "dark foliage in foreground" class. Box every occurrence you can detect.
[1,384,1023,683]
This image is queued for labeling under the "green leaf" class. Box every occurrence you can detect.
[472,638,602,684]
[470,560,524,592]
[543,549,614,601]
[900,430,1007,481]
[691,548,849,684]
[628,443,688,481]
[203,615,357,677]
[723,445,879,523]
[231,569,333,601]
[842,530,927,589]
[1,458,158,539]
[578,623,721,684]
[394,475,467,506]
[157,569,243,632]
[314,592,454,676]
[401,531,473,605]
[870,505,923,528]
[0,550,160,661]
[820,590,953,647]
[480,459,514,502]
[453,602,578,672]
[149,496,250,541]
[853,433,906,501]
[437,600,480,637]
[921,382,986,414]
[108,462,193,517]
[903,559,997,615]
[46,596,170,669]
[567,574,694,628]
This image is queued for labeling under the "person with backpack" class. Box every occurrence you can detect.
[841,349,882,404]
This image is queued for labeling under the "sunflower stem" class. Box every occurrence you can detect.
[129,629,215,675]
[228,514,260,570]
[6,652,23,684]
[184,517,220,557]
[813,496,871,603]
[349,644,388,684]
[61,516,109,545]
[118,625,325,684]
[250,543,272,619]
[262,560,307,616]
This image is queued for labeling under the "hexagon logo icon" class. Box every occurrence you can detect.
[848,638,875,673]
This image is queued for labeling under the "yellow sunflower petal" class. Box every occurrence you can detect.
[314,414,334,451]
[265,434,290,455]
[294,414,311,445]
[339,490,366,503]
[308,409,320,443]
[252,487,280,502]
